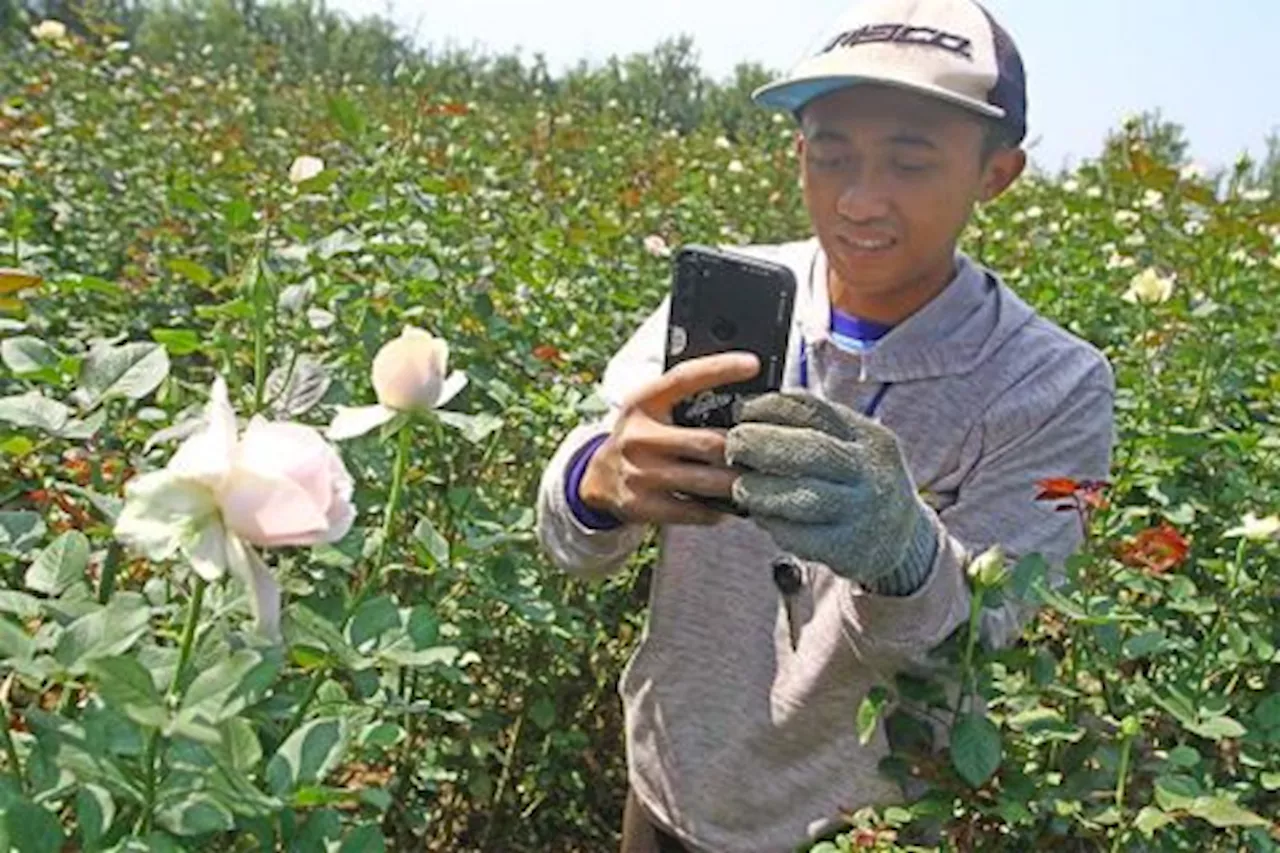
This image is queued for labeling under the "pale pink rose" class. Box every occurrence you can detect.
[220,418,355,547]
[116,378,354,638]
[643,235,671,258]
[372,326,449,412]
[328,326,467,441]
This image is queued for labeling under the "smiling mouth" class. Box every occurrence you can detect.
[838,234,896,252]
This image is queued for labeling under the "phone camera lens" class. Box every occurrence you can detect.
[711,316,737,341]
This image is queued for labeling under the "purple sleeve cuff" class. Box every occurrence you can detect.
[565,433,624,531]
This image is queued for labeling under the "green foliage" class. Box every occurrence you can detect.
[1,7,1278,852]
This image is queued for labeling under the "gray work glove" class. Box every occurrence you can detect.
[724,391,939,596]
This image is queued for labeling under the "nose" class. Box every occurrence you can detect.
[834,170,893,223]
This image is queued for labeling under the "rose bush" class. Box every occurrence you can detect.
[0,15,1277,852]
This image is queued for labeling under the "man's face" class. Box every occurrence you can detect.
[798,84,1024,304]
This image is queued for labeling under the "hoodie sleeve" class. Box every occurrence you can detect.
[842,360,1116,671]
[535,295,673,580]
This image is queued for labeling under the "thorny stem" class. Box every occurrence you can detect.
[953,586,986,728]
[1197,537,1249,689]
[284,423,414,741]
[140,577,206,833]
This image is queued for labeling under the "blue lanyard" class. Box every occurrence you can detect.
[796,336,891,418]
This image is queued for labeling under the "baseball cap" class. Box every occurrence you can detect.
[752,0,1027,144]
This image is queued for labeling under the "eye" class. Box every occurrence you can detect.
[893,161,935,174]
[808,150,852,170]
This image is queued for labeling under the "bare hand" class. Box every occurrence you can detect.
[579,352,761,525]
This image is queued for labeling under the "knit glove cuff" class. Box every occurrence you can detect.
[865,508,939,596]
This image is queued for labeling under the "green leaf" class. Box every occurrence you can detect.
[1122,629,1167,659]
[218,718,263,772]
[1166,745,1201,768]
[0,513,45,556]
[88,655,166,728]
[1186,795,1269,828]
[1253,693,1280,730]
[1260,772,1280,791]
[266,717,350,795]
[0,619,33,663]
[78,342,170,407]
[156,792,234,836]
[412,517,450,567]
[223,198,253,231]
[381,645,460,669]
[529,696,556,731]
[265,356,331,417]
[3,797,65,852]
[1184,715,1246,740]
[1134,806,1175,837]
[1154,774,1201,811]
[435,410,503,444]
[0,391,70,434]
[150,328,203,356]
[54,593,151,674]
[167,258,213,286]
[75,784,116,847]
[180,649,267,723]
[358,722,405,750]
[25,530,89,596]
[856,685,890,746]
[327,94,367,140]
[315,228,364,260]
[338,824,384,853]
[1,336,61,375]
[950,713,1001,788]
[347,596,400,653]
[1009,553,1048,601]
[0,590,42,620]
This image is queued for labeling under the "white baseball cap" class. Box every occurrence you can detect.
[753,0,1028,144]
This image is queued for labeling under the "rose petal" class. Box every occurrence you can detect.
[217,468,331,547]
[436,370,468,409]
[226,535,281,640]
[372,328,446,412]
[114,471,218,561]
[237,418,335,516]
[327,404,397,441]
[169,377,237,484]
[183,518,230,582]
[323,450,356,542]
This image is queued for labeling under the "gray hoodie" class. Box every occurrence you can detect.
[536,238,1115,852]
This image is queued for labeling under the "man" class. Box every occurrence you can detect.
[536,0,1115,850]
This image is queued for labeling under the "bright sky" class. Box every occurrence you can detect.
[335,0,1278,173]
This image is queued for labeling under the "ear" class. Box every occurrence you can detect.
[979,147,1026,202]
[794,130,806,159]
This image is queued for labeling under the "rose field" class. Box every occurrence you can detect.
[1,7,1279,852]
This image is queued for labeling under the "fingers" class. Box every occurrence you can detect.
[638,351,761,418]
[624,491,728,527]
[738,391,867,442]
[725,422,866,484]
[732,472,853,523]
[644,458,740,499]
[628,418,729,467]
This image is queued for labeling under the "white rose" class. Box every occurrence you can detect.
[1225,512,1280,542]
[327,327,467,440]
[643,235,671,258]
[31,20,67,41]
[288,155,324,185]
[1122,268,1175,305]
[115,378,354,638]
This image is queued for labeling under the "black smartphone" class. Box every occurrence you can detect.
[663,244,797,515]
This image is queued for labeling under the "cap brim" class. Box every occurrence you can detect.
[752,74,1006,123]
